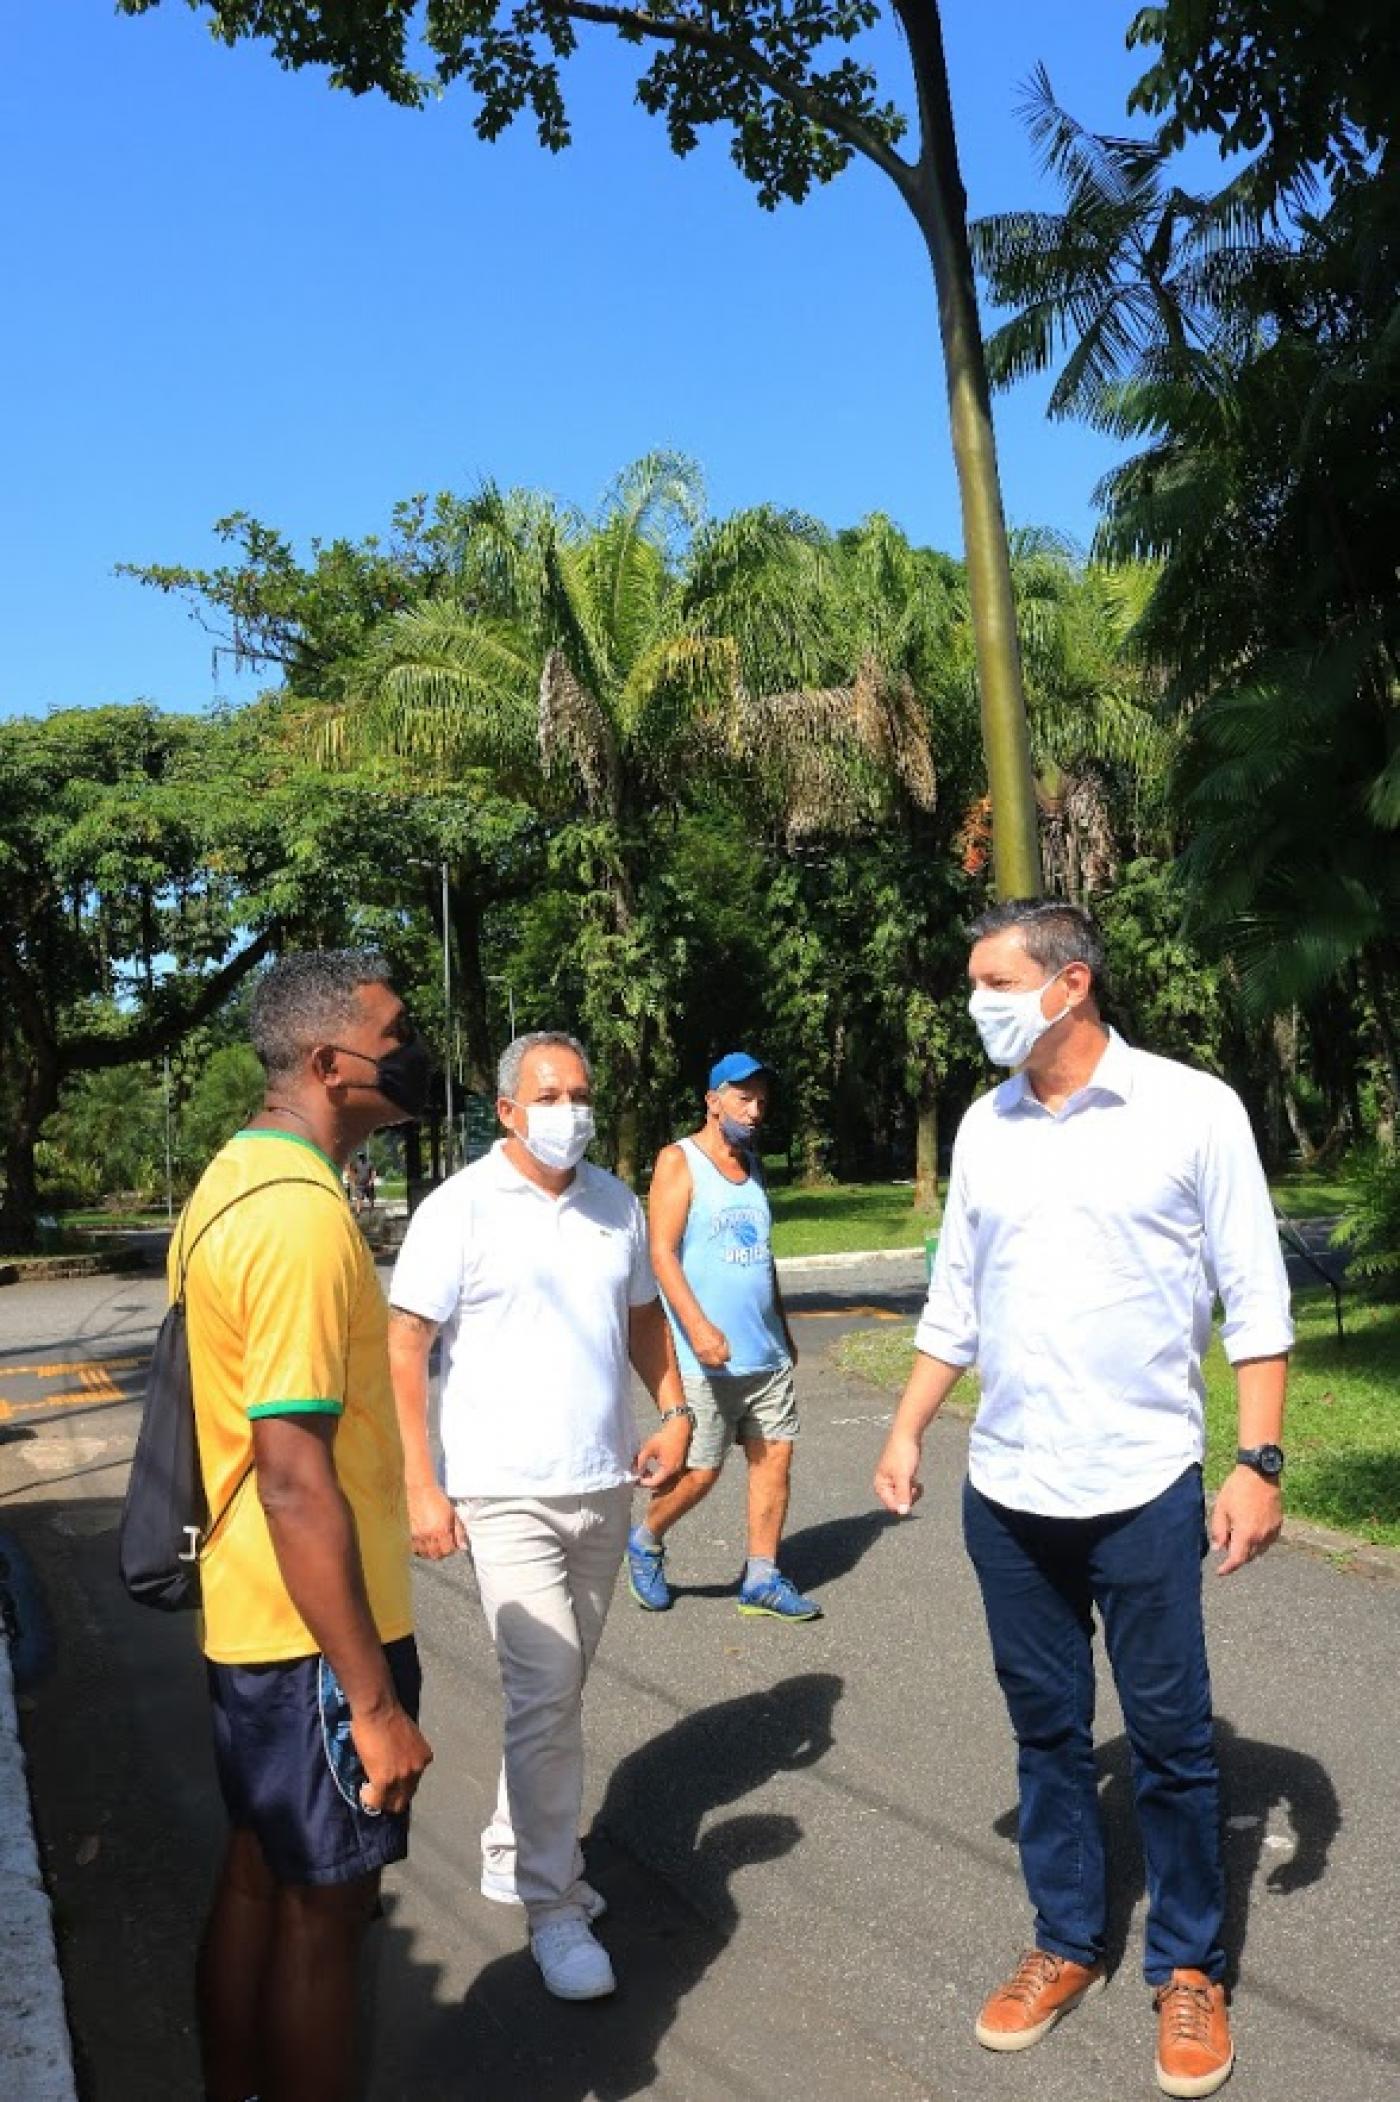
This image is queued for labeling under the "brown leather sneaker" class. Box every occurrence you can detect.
[1153,1970,1234,2097]
[974,1948,1106,2051]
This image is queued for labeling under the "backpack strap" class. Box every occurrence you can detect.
[175,1172,347,1555]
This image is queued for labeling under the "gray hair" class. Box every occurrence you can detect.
[250,951,395,1083]
[496,1030,592,1100]
[967,898,1110,1006]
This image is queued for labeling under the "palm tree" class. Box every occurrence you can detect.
[973,76,1400,1126]
[969,66,1265,425]
[338,456,938,1181]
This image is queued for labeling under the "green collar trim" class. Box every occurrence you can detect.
[234,1127,342,1178]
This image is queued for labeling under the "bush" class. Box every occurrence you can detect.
[1333,1147,1400,1297]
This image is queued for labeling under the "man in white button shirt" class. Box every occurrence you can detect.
[386,1031,693,2003]
[875,901,1292,2101]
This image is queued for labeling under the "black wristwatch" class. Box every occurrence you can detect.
[1237,1444,1285,1480]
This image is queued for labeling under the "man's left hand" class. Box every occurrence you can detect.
[1211,1466,1283,1576]
[634,1417,692,1492]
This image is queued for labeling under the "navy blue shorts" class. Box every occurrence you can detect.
[207,1635,421,1887]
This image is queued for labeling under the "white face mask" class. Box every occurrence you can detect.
[515,1101,595,1171]
[968,968,1070,1070]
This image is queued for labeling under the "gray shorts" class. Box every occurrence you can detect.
[683,1364,799,1471]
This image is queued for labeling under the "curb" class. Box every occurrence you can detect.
[0,1248,147,1287]
[1275,1513,1400,1584]
[776,1244,926,1274]
[0,1632,78,2099]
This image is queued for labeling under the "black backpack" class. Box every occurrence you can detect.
[118,1175,340,1611]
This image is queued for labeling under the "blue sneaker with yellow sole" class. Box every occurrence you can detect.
[737,1570,823,1621]
[627,1527,672,1612]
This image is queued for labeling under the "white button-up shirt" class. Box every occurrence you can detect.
[390,1143,659,1498]
[915,1030,1293,1517]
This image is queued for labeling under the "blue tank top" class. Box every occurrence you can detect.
[667,1138,789,1377]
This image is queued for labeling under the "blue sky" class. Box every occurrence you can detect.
[3,3,1219,717]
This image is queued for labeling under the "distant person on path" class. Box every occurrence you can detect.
[875,901,1292,2101]
[181,951,434,2102]
[630,1051,820,1622]
[387,1030,693,2003]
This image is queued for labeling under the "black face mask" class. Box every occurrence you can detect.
[327,1038,434,1123]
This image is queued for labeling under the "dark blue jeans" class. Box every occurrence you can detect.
[962,1464,1223,1985]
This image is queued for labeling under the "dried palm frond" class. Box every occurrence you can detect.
[537,647,621,815]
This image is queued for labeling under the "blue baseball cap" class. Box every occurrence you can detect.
[708,1051,769,1091]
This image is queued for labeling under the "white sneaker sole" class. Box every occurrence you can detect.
[974,1970,1106,2051]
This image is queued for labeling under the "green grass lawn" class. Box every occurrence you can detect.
[767,1181,933,1258]
[834,1288,1400,1549]
[1268,1164,1356,1220]
[760,1158,1355,1259]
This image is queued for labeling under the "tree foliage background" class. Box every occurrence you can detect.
[2,0,1395,1253]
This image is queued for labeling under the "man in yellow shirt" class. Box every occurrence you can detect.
[178,951,434,2102]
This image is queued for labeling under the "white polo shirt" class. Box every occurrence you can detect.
[916,1030,1293,1518]
[389,1143,659,1497]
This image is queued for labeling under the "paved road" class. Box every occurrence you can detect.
[2,1258,1397,2101]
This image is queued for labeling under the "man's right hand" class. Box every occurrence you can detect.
[352,1701,434,1816]
[407,1480,466,1560]
[874,1431,925,1517]
[691,1320,731,1369]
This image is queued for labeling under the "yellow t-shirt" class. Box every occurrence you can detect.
[172,1128,412,1665]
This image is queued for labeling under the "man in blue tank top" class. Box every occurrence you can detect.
[629,1051,822,1621]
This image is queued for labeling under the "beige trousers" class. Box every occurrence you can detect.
[458,1485,631,1926]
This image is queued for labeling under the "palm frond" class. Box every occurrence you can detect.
[330,603,538,784]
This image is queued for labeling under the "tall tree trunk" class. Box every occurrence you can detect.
[0,1061,61,1254]
[913,1068,941,1217]
[1272,1011,1316,1162]
[899,0,1041,899]
[448,868,492,1094]
[612,1023,648,1189]
[796,1121,831,1188]
[1361,946,1400,1144]
[403,1120,424,1197]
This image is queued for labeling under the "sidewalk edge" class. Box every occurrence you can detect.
[0,1628,78,2100]
[777,1244,925,1274]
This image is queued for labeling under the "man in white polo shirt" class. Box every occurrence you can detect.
[386,1030,692,2002]
[875,900,1292,2102]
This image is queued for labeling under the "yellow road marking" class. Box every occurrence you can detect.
[7,1386,127,1415]
[795,1305,903,1321]
[0,1357,143,1382]
[0,1355,141,1420]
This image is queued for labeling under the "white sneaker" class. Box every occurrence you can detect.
[480,1868,607,1920]
[530,1915,617,2001]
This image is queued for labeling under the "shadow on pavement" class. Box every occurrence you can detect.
[668,1507,900,1603]
[783,1286,924,1319]
[3,1493,218,2098]
[991,1715,1341,1984]
[373,1671,843,2100]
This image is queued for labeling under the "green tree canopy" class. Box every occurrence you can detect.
[119,0,1043,889]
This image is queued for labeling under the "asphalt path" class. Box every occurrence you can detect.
[1,1253,1396,2101]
